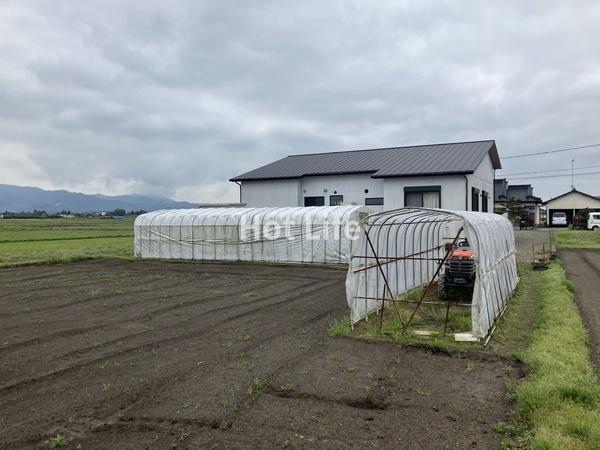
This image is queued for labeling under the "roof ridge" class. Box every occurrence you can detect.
[544,188,600,204]
[287,139,495,157]
[230,140,500,182]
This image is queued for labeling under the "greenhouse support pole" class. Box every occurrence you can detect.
[443,301,451,337]
[402,227,463,333]
[362,223,394,332]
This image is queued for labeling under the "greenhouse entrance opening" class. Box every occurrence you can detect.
[345,208,518,342]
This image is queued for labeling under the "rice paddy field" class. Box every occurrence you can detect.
[0,218,134,267]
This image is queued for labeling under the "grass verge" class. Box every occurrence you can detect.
[501,263,600,449]
[555,230,600,249]
[489,264,539,357]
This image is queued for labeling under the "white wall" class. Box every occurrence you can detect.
[241,174,386,209]
[546,191,600,210]
[383,176,467,210]
[301,174,384,209]
[239,154,496,212]
[467,154,495,212]
[243,175,473,210]
[241,179,301,207]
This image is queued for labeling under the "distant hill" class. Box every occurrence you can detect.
[0,184,196,213]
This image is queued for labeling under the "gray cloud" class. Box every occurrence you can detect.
[0,0,599,201]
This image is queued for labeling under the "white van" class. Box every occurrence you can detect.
[588,212,600,231]
[551,212,567,226]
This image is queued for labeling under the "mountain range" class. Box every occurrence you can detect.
[0,184,196,213]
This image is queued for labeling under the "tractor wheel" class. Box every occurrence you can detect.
[438,273,448,300]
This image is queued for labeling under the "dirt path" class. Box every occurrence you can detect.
[560,249,600,373]
[0,260,516,449]
[514,229,554,263]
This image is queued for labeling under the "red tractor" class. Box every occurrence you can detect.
[438,239,476,300]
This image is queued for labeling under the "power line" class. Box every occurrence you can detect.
[499,163,600,177]
[502,143,600,159]
[508,171,600,180]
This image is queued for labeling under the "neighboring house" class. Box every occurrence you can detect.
[494,179,543,226]
[544,188,600,226]
[230,140,501,212]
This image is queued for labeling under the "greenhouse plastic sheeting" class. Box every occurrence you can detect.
[134,206,369,264]
[345,208,518,339]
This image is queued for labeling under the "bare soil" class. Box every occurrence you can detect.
[560,249,600,374]
[0,260,519,449]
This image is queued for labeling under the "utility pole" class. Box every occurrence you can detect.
[570,158,575,190]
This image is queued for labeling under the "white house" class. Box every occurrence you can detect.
[544,189,600,226]
[230,140,501,212]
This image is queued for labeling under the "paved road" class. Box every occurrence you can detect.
[560,249,600,373]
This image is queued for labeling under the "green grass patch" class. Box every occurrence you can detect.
[47,434,69,448]
[246,378,266,396]
[328,291,475,352]
[416,387,432,397]
[280,383,295,394]
[514,263,600,449]
[328,316,352,337]
[555,230,600,249]
[0,218,134,267]
[489,264,540,358]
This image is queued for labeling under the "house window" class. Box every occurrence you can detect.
[304,196,325,207]
[482,191,489,212]
[404,186,441,208]
[365,197,384,206]
[472,188,480,211]
[330,195,344,206]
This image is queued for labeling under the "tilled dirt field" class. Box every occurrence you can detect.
[560,249,600,374]
[0,260,518,449]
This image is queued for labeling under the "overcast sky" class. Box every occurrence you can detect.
[1,1,599,202]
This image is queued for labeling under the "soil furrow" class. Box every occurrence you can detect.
[0,279,339,394]
[0,260,515,449]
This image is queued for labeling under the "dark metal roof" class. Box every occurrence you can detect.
[495,180,542,204]
[230,140,501,182]
[506,185,542,203]
[494,178,508,202]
